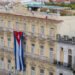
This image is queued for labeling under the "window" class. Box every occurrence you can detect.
[68,49,72,67]
[31,44,35,54]
[0,37,4,46]
[8,59,12,71]
[40,26,44,35]
[61,47,63,51]
[60,47,64,64]
[1,57,4,61]
[16,22,19,30]
[74,56,75,68]
[1,19,4,27]
[23,23,26,32]
[68,49,72,55]
[40,46,44,56]
[49,72,53,75]
[8,37,11,47]
[32,25,35,34]
[50,28,54,38]
[50,48,54,63]
[0,57,4,69]
[40,69,44,75]
[59,73,63,75]
[23,42,26,51]
[31,67,35,75]
[8,21,11,28]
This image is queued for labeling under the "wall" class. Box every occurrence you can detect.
[57,16,75,37]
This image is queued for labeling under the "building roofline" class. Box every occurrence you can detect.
[0,11,62,23]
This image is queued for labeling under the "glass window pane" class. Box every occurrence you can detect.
[60,73,63,75]
[32,25,35,33]
[31,67,35,75]
[40,46,44,55]
[8,37,11,47]
[0,37,4,46]
[50,48,54,63]
[31,44,35,53]
[49,72,53,75]
[41,26,44,35]
[40,69,44,75]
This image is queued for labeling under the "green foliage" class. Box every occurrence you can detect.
[45,2,75,9]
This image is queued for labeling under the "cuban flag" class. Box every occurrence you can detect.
[14,31,26,71]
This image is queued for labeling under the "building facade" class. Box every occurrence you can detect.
[31,0,49,2]
[56,34,75,75]
[31,0,75,3]
[0,2,62,75]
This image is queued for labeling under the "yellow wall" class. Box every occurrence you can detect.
[0,13,60,75]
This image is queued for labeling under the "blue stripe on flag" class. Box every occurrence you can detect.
[20,33,25,71]
[21,38,25,71]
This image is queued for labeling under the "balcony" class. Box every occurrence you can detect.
[0,45,13,53]
[56,34,75,45]
[38,34,46,43]
[47,35,55,45]
[5,27,13,33]
[0,69,19,75]
[54,60,73,70]
[4,46,13,53]
[28,32,37,41]
[25,52,54,64]
[0,26,13,33]
[0,26,5,32]
[0,43,5,51]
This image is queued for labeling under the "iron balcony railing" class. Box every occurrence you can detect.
[56,34,75,45]
[0,26,13,32]
[5,27,13,32]
[0,25,56,42]
[25,51,54,64]
[23,32,55,42]
[47,35,55,45]
[0,45,55,65]
[0,26,5,32]
[27,32,38,39]
[0,44,13,53]
[0,69,19,75]
[54,60,73,70]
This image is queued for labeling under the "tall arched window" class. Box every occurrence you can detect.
[31,44,35,54]
[68,49,72,67]
[0,36,4,46]
[0,57,4,69]
[50,48,54,63]
[40,46,44,56]
[7,37,11,48]
[40,69,44,75]
[32,25,35,34]
[8,21,11,28]
[50,28,55,39]
[31,67,35,75]
[40,26,44,36]
[60,47,64,64]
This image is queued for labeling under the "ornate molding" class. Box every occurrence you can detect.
[29,61,36,67]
